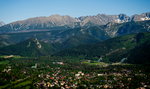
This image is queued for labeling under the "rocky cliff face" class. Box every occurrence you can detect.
[131,12,150,21]
[80,14,130,26]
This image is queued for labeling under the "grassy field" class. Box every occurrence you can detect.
[13,80,32,88]
[82,60,109,66]
[0,77,32,89]
[0,60,9,65]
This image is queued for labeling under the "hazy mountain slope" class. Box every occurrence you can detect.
[55,34,136,57]
[0,38,57,57]
[56,32,150,63]
[0,27,110,56]
[116,20,150,36]
[0,20,149,49]
[0,20,150,46]
[0,32,150,64]
[0,27,110,48]
[104,20,150,37]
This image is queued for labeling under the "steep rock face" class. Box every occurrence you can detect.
[116,14,130,23]
[80,14,130,26]
[131,12,150,21]
[103,20,150,37]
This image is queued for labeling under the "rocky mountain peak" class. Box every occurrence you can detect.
[0,21,5,27]
[131,12,150,21]
[26,38,42,49]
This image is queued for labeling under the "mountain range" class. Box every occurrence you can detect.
[0,12,150,33]
[0,12,150,64]
[0,20,149,48]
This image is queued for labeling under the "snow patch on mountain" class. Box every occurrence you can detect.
[140,17,150,21]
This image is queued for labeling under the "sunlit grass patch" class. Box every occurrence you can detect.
[0,60,9,65]
[13,80,32,88]
[82,60,109,66]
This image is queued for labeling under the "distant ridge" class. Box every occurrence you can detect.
[0,12,150,33]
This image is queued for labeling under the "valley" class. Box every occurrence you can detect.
[0,31,150,88]
[0,12,150,89]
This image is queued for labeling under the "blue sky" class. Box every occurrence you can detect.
[0,0,150,24]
